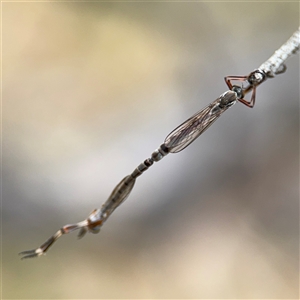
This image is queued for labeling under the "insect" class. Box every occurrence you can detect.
[19,27,299,259]
[19,90,240,259]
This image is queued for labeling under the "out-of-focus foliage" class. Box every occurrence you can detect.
[3,2,299,298]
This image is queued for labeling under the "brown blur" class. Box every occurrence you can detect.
[3,2,299,299]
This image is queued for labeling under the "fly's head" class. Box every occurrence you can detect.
[247,69,266,86]
[77,209,102,239]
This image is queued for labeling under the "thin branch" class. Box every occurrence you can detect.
[259,27,300,78]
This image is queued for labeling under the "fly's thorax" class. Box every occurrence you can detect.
[218,90,237,109]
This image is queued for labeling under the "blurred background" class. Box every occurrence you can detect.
[2,2,299,299]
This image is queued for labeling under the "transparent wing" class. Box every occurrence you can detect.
[164,97,230,153]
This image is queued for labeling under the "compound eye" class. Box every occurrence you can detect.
[90,227,101,234]
[248,70,266,85]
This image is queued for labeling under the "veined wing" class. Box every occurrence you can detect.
[164,94,235,153]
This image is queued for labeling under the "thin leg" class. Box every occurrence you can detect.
[224,75,248,90]
[237,86,256,108]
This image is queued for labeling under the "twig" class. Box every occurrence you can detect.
[19,27,300,259]
[259,27,300,78]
